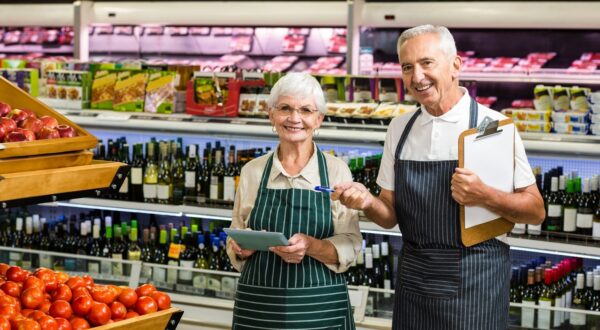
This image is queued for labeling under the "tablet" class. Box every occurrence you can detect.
[224,228,289,251]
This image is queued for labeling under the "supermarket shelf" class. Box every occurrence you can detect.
[460,71,600,85]
[40,197,600,257]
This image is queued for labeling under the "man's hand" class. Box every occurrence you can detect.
[451,167,489,206]
[230,239,255,260]
[269,233,311,264]
[331,182,374,211]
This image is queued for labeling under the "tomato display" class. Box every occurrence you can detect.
[0,265,173,328]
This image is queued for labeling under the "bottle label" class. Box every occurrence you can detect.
[207,277,221,292]
[511,223,526,235]
[554,297,562,327]
[384,279,392,298]
[179,260,194,281]
[21,260,31,270]
[576,213,593,228]
[548,204,561,217]
[563,208,577,232]
[101,260,112,275]
[143,184,157,199]
[527,224,542,235]
[221,277,236,295]
[111,254,123,276]
[538,299,552,329]
[39,254,52,269]
[131,167,143,184]
[88,261,100,274]
[167,260,178,284]
[119,176,129,194]
[157,184,170,200]
[593,221,600,240]
[521,300,535,328]
[141,265,153,280]
[570,311,586,326]
[193,273,208,289]
[210,182,219,199]
[153,267,166,283]
[184,171,196,188]
[223,176,235,201]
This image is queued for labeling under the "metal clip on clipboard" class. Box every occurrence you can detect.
[476,116,503,140]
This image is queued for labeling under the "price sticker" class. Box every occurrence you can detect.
[168,243,185,259]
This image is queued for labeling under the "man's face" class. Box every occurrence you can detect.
[398,33,461,113]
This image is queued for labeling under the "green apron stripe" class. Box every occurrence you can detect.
[235,318,348,330]
[234,324,339,330]
[235,315,348,325]
[235,303,349,314]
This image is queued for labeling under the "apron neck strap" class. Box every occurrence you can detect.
[468,97,479,129]
[259,146,329,190]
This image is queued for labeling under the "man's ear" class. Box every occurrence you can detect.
[451,56,462,80]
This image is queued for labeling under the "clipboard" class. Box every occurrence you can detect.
[458,117,515,247]
[224,228,289,251]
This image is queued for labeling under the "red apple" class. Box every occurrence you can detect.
[0,102,11,117]
[0,117,16,133]
[21,108,36,119]
[15,128,36,141]
[56,124,77,138]
[7,109,28,125]
[21,117,44,134]
[37,126,59,140]
[0,125,7,141]
[5,131,27,142]
[39,115,59,129]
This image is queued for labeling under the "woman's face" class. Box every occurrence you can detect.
[269,95,324,145]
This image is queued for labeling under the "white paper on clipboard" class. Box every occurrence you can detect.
[463,122,515,228]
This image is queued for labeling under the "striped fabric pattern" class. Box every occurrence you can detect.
[233,149,354,329]
[391,100,510,329]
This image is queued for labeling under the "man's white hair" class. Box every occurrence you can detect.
[397,25,457,61]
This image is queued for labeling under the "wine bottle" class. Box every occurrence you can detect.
[178,232,198,286]
[157,142,173,204]
[129,144,144,202]
[152,229,168,284]
[210,148,225,201]
[184,144,198,204]
[380,239,393,298]
[223,146,236,202]
[100,216,113,274]
[111,225,125,276]
[87,222,102,274]
[167,229,181,285]
[546,177,562,232]
[576,178,594,236]
[118,143,131,200]
[193,234,210,290]
[197,147,211,204]
[143,142,158,203]
[140,228,153,280]
[172,140,185,205]
[563,179,577,234]
[521,269,537,328]
[538,269,555,329]
[570,273,587,328]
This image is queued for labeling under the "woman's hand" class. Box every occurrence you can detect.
[331,182,374,211]
[270,233,312,264]
[230,239,256,260]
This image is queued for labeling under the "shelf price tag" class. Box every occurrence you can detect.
[168,243,185,260]
[97,113,131,121]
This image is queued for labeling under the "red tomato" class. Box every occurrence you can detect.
[0,279,5,288]
[54,318,72,330]
[68,317,89,330]
[0,281,21,298]
[0,264,9,276]
[81,276,94,289]
[71,287,90,300]
[87,302,111,326]
[37,316,58,330]
[0,316,9,330]
[134,296,157,315]
[71,296,92,317]
[54,272,69,285]
[23,277,45,292]
[29,310,46,321]
[20,309,34,318]
[109,301,127,320]
[134,283,156,297]
[49,300,72,319]
[125,310,139,319]
[9,315,25,330]
[65,277,85,291]
[39,300,52,314]
[90,286,117,305]
[117,288,138,308]
[0,294,19,307]
[0,304,19,321]
[16,319,41,330]
[34,269,58,293]
[21,287,45,309]
[51,284,72,302]
[5,267,26,283]
[150,291,171,310]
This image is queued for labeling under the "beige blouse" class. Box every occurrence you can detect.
[226,144,361,273]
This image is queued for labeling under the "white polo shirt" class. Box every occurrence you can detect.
[377,87,536,191]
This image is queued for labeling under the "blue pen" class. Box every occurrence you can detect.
[314,186,335,193]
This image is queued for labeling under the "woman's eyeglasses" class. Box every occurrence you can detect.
[274,104,320,117]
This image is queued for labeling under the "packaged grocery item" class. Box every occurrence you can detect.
[144,71,176,113]
[515,120,552,133]
[352,77,373,102]
[238,71,263,117]
[553,122,589,135]
[377,78,399,103]
[551,111,588,124]
[320,76,341,103]
[591,113,600,124]
[114,71,148,111]
[186,71,240,117]
[476,96,497,108]
[353,103,378,119]
[230,35,253,53]
[511,99,534,108]
[91,70,117,109]
[328,34,347,54]
[591,123,600,135]
[552,85,570,111]
[569,86,590,112]
[94,24,114,35]
[142,25,163,36]
[509,109,552,122]
[3,29,21,45]
[45,70,91,109]
[396,102,419,116]
[190,27,211,36]
[114,26,134,36]
[0,68,39,97]
[167,26,189,36]
[232,28,254,36]
[213,27,233,36]
[372,103,397,119]
[282,34,306,53]
[334,103,358,119]
[533,85,553,111]
[262,56,298,72]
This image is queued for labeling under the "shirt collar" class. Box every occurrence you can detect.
[419,87,470,126]
[269,143,320,184]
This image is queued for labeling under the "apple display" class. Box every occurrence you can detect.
[20,108,36,119]
[37,126,60,140]
[21,117,44,134]
[7,109,29,125]
[0,125,7,141]
[0,101,11,117]
[0,117,17,133]
[39,115,59,129]
[5,131,27,142]
[15,128,36,141]
[56,124,77,138]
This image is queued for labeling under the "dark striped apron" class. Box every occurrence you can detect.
[233,149,354,330]
[392,98,511,330]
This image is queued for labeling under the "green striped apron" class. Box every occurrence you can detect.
[233,149,355,330]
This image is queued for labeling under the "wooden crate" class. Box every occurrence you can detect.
[94,308,183,330]
[0,151,93,174]
[0,76,97,158]
[0,160,124,202]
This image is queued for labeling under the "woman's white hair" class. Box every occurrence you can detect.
[266,72,326,114]
[397,25,457,61]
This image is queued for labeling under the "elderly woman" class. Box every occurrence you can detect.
[226,72,361,329]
